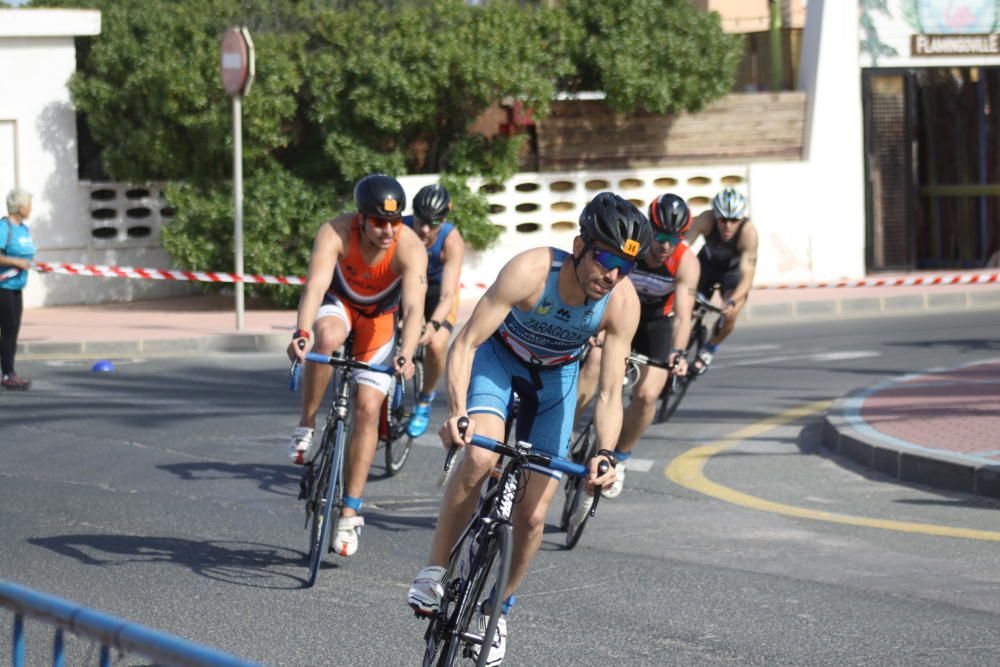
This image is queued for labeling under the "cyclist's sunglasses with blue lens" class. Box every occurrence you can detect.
[591,247,637,277]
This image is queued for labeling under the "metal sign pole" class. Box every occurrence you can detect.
[233,94,245,331]
[221,26,253,332]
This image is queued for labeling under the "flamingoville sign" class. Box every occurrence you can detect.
[911,33,1000,56]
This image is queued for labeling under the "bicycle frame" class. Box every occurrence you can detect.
[297,349,396,587]
[424,434,593,666]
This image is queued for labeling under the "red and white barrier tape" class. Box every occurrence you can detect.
[28,262,998,291]
[28,261,494,290]
[757,273,999,289]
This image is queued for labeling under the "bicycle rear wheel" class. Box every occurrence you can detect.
[306,418,345,587]
[386,357,423,475]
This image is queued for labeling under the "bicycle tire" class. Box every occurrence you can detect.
[421,518,478,666]
[657,323,706,422]
[559,422,593,531]
[386,357,423,475]
[306,419,345,587]
[438,523,512,667]
[564,431,598,549]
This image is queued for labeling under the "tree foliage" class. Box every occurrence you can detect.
[32,0,742,305]
[563,0,743,114]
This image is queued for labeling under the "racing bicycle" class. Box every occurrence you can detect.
[289,343,401,587]
[561,351,670,549]
[656,286,725,422]
[418,418,608,666]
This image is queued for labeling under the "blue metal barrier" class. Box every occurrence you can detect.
[0,582,261,667]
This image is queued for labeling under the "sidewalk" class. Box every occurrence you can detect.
[16,272,1000,358]
[823,359,1000,499]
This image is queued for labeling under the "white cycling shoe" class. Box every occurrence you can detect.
[288,426,317,464]
[693,349,714,376]
[602,459,627,499]
[471,606,507,666]
[332,515,364,557]
[408,565,446,616]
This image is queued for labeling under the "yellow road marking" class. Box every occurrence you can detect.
[665,399,1000,542]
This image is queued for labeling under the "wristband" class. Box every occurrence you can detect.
[670,348,686,357]
[596,449,617,467]
[726,299,736,308]
[292,329,311,340]
[428,319,442,332]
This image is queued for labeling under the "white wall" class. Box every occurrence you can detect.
[0,9,192,307]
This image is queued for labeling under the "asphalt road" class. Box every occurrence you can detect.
[2,309,1000,666]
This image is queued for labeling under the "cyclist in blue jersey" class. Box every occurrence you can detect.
[408,192,651,665]
[403,184,465,438]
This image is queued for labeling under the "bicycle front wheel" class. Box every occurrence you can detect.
[564,428,598,549]
[386,358,422,475]
[560,422,593,531]
[658,324,706,422]
[438,523,512,667]
[306,418,345,587]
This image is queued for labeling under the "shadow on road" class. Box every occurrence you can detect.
[158,461,300,497]
[28,534,309,589]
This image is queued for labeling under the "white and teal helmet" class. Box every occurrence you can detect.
[711,188,747,219]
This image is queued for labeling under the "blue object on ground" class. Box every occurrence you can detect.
[91,360,115,373]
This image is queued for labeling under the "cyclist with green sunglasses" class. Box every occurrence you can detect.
[574,193,700,501]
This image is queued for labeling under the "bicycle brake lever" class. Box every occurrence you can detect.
[443,416,470,473]
[589,460,611,518]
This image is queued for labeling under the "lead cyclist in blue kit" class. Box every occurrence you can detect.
[407,192,652,665]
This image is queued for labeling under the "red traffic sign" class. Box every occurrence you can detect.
[220,27,255,97]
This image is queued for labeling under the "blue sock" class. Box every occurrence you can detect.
[705,343,719,354]
[615,451,632,462]
[418,391,436,405]
[343,495,363,512]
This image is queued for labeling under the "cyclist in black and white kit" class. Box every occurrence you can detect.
[685,187,758,375]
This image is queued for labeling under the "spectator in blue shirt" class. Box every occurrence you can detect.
[1,188,37,390]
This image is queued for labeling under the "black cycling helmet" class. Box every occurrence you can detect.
[711,187,748,220]
[413,184,451,222]
[648,193,691,234]
[579,192,652,259]
[354,174,406,220]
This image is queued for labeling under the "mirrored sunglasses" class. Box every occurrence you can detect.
[654,232,681,245]
[591,247,636,277]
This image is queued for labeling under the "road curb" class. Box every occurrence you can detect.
[742,287,1000,324]
[822,394,1000,499]
[18,332,288,359]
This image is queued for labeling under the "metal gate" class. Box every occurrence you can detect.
[862,71,916,272]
